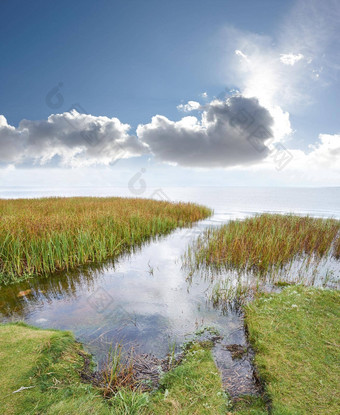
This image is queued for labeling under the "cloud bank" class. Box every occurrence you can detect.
[0,111,147,167]
[0,96,276,168]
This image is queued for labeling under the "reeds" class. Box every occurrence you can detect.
[184,214,340,305]
[185,214,340,275]
[0,197,211,285]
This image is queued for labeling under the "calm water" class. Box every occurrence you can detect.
[1,187,339,395]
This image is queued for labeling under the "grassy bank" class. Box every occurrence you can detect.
[246,286,340,415]
[0,323,111,415]
[2,287,338,414]
[0,197,211,285]
[183,214,340,413]
[148,343,228,414]
[2,212,339,414]
[0,323,229,415]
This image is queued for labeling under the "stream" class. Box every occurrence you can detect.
[1,187,340,398]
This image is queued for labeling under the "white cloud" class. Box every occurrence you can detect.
[305,133,340,168]
[216,0,340,145]
[0,111,147,167]
[235,49,249,62]
[280,53,304,65]
[247,132,340,176]
[1,97,277,169]
[177,101,201,112]
[0,1,338,182]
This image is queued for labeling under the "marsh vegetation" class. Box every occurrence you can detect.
[184,213,340,306]
[1,205,339,414]
[0,197,211,285]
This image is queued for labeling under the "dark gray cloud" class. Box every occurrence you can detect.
[0,111,147,167]
[137,96,274,167]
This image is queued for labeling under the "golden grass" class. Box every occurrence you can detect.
[0,197,211,285]
[184,214,340,307]
[185,213,340,275]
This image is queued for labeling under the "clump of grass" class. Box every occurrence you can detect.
[109,388,150,414]
[100,344,137,398]
[231,395,268,414]
[0,197,211,285]
[334,235,340,259]
[245,286,340,414]
[185,214,340,275]
[184,214,340,305]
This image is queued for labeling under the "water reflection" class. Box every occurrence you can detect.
[0,261,119,318]
[0,216,235,360]
[1,207,339,398]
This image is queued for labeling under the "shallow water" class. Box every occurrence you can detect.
[1,187,340,397]
[0,214,243,358]
[0,213,259,395]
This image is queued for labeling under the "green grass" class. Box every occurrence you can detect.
[148,343,228,414]
[0,323,230,415]
[0,322,111,415]
[231,396,268,415]
[3,288,338,414]
[0,197,211,285]
[245,286,340,415]
[2,211,339,414]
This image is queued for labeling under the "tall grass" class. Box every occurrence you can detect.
[186,214,340,274]
[184,214,340,305]
[0,197,211,285]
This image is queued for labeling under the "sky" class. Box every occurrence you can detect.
[0,0,339,189]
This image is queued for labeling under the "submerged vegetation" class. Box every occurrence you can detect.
[184,214,340,305]
[0,197,211,285]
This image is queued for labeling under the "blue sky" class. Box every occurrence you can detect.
[0,0,339,188]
